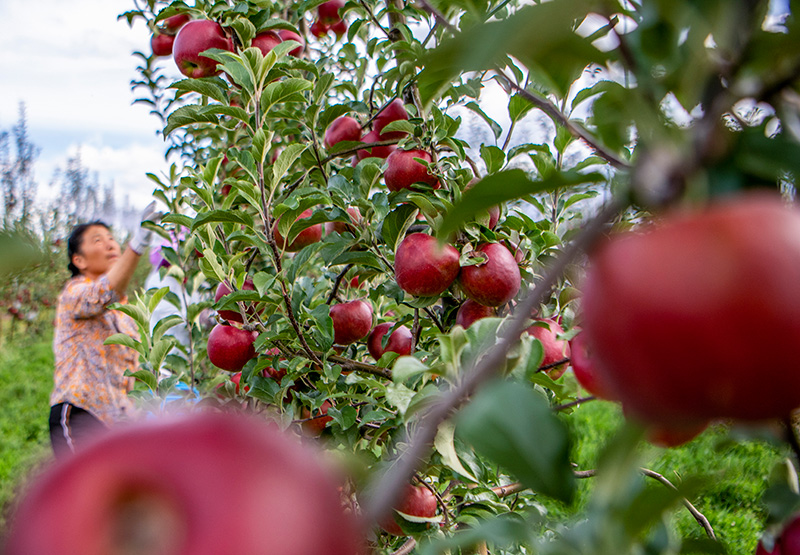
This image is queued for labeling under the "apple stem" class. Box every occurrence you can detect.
[361,199,624,530]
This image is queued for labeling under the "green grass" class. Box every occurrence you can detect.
[560,401,788,555]
[0,329,54,531]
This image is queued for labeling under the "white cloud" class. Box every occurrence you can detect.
[0,0,174,210]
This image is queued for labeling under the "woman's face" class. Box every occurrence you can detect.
[71,225,121,279]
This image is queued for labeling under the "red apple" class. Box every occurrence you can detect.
[374,99,409,139]
[173,20,232,78]
[207,324,257,372]
[252,30,282,55]
[151,32,175,56]
[525,318,570,379]
[214,278,258,323]
[330,19,347,38]
[455,299,495,329]
[325,116,362,149]
[273,208,323,252]
[230,371,249,395]
[368,322,413,360]
[569,333,615,400]
[379,483,438,536]
[310,20,330,38]
[395,233,460,297]
[330,300,373,345]
[459,243,520,307]
[384,149,439,192]
[276,29,305,56]
[302,399,334,436]
[581,194,800,426]
[318,0,345,23]
[356,130,396,160]
[162,13,191,33]
[4,412,363,555]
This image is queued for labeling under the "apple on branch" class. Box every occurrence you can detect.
[325,116,362,149]
[207,323,257,372]
[395,233,460,298]
[525,318,570,379]
[459,242,520,308]
[379,483,438,536]
[173,20,232,78]
[330,299,373,345]
[368,322,413,360]
[384,149,440,192]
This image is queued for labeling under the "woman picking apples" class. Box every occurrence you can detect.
[48,202,161,459]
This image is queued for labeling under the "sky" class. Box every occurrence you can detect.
[0,0,173,211]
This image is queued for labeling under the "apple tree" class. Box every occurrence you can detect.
[111,0,800,552]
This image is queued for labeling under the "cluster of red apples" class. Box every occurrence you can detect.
[150,6,348,75]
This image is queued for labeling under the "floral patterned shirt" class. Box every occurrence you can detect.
[50,275,138,426]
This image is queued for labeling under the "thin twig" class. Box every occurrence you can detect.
[639,467,717,541]
[552,396,596,412]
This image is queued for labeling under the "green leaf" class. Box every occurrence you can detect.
[125,370,158,392]
[153,314,184,342]
[329,251,384,269]
[272,143,307,185]
[170,77,229,104]
[261,77,313,114]
[392,356,431,383]
[161,214,194,229]
[192,210,255,231]
[508,93,535,123]
[457,379,575,503]
[480,144,506,174]
[380,204,419,253]
[146,286,171,315]
[309,303,334,352]
[109,304,150,330]
[466,101,502,140]
[164,105,219,136]
[434,419,479,482]
[149,338,177,374]
[418,0,605,103]
[104,333,144,354]
[438,169,603,239]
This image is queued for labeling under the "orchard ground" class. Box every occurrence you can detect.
[0,316,788,554]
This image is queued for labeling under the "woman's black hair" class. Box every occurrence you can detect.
[66,221,111,277]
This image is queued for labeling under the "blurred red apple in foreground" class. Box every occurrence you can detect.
[581,194,800,427]
[4,412,363,555]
